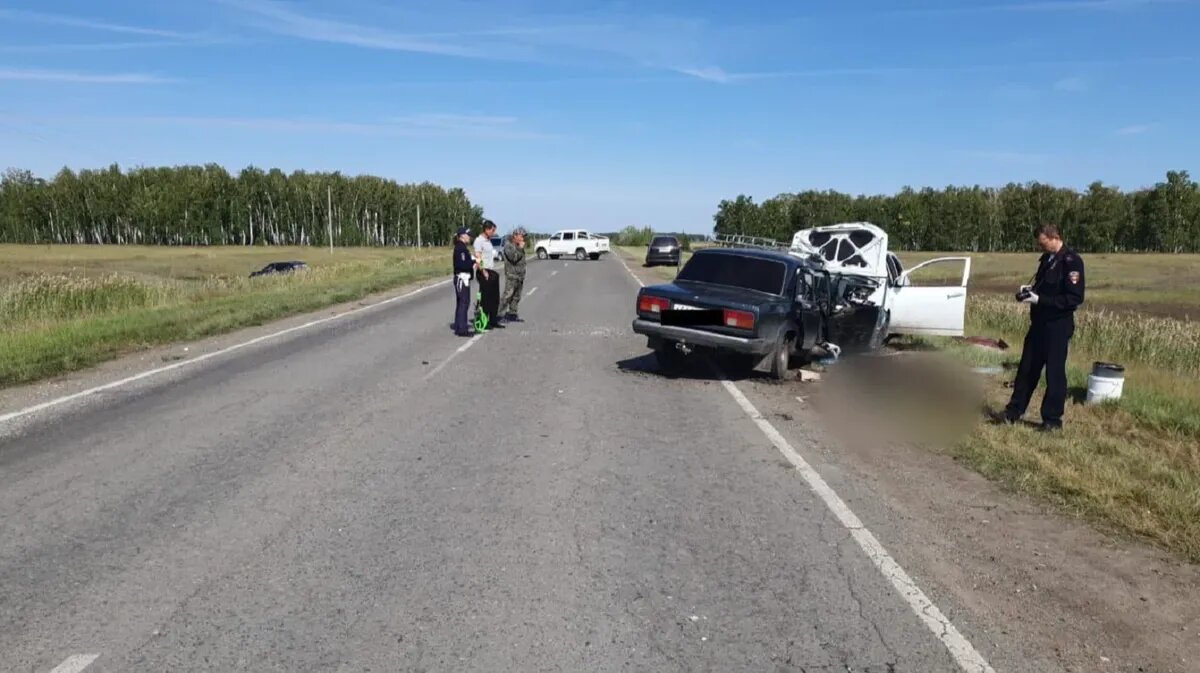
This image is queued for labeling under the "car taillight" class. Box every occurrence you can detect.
[639,295,670,314]
[724,309,755,329]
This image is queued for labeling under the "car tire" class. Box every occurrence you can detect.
[575,248,587,261]
[536,248,548,260]
[589,253,600,260]
[768,333,793,381]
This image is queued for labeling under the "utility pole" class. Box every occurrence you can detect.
[327,185,333,255]
[416,203,422,248]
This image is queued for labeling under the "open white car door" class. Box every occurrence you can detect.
[887,257,972,337]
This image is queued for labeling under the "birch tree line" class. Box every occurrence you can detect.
[0,163,485,246]
[713,170,1200,253]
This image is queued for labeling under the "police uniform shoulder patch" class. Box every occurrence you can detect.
[1068,270,1080,284]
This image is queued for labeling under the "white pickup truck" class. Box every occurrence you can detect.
[533,229,611,261]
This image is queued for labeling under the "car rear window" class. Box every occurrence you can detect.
[651,237,678,247]
[676,253,787,295]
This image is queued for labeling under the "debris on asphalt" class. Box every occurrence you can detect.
[799,370,822,382]
[971,366,1004,375]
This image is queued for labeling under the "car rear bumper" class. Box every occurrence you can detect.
[645,252,680,264]
[631,319,771,355]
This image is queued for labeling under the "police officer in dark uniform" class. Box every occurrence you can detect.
[997,224,1085,431]
[451,226,476,337]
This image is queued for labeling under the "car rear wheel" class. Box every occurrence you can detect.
[768,334,793,380]
[537,248,548,260]
[575,248,587,261]
[589,253,600,260]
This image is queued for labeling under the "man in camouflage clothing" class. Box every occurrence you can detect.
[500,227,527,323]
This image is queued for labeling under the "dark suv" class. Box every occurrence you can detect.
[644,235,682,267]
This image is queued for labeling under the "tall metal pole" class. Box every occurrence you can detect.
[416,203,422,248]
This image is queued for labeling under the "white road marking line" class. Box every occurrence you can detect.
[0,279,451,427]
[619,245,992,672]
[527,287,538,296]
[719,379,995,673]
[422,333,484,382]
[616,253,645,288]
[48,654,99,673]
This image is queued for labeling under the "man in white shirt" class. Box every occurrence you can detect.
[472,219,503,329]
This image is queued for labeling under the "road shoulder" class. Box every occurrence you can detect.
[0,273,452,425]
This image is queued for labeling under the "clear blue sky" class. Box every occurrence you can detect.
[1,0,1198,234]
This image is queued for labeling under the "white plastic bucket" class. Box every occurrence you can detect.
[1086,362,1125,405]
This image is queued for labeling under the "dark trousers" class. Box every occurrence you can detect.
[1005,317,1075,427]
[476,268,500,325]
[452,276,471,334]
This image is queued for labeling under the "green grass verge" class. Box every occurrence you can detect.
[0,246,448,388]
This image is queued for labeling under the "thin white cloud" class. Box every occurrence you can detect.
[0,68,176,84]
[671,66,732,83]
[0,8,197,39]
[214,0,493,58]
[6,113,557,140]
[1116,124,1151,135]
[1054,76,1089,92]
[0,38,241,54]
[218,0,734,81]
[890,0,1190,15]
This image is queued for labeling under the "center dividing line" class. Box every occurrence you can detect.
[527,286,538,296]
[0,279,450,427]
[421,333,484,382]
[48,654,99,673]
[614,251,995,673]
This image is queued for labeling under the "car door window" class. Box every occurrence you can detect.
[563,232,575,241]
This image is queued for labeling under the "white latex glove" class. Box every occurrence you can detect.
[1020,290,1039,304]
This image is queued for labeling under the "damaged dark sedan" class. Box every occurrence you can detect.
[631,247,852,379]
[631,236,970,379]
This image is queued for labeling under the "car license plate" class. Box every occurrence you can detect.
[672,303,701,310]
[658,247,672,253]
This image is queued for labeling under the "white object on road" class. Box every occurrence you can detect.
[1086,362,1125,404]
[49,654,99,673]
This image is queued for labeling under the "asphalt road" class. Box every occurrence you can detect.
[2,255,997,672]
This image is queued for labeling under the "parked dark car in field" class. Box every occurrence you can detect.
[631,247,885,379]
[250,261,308,277]
[644,235,682,267]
